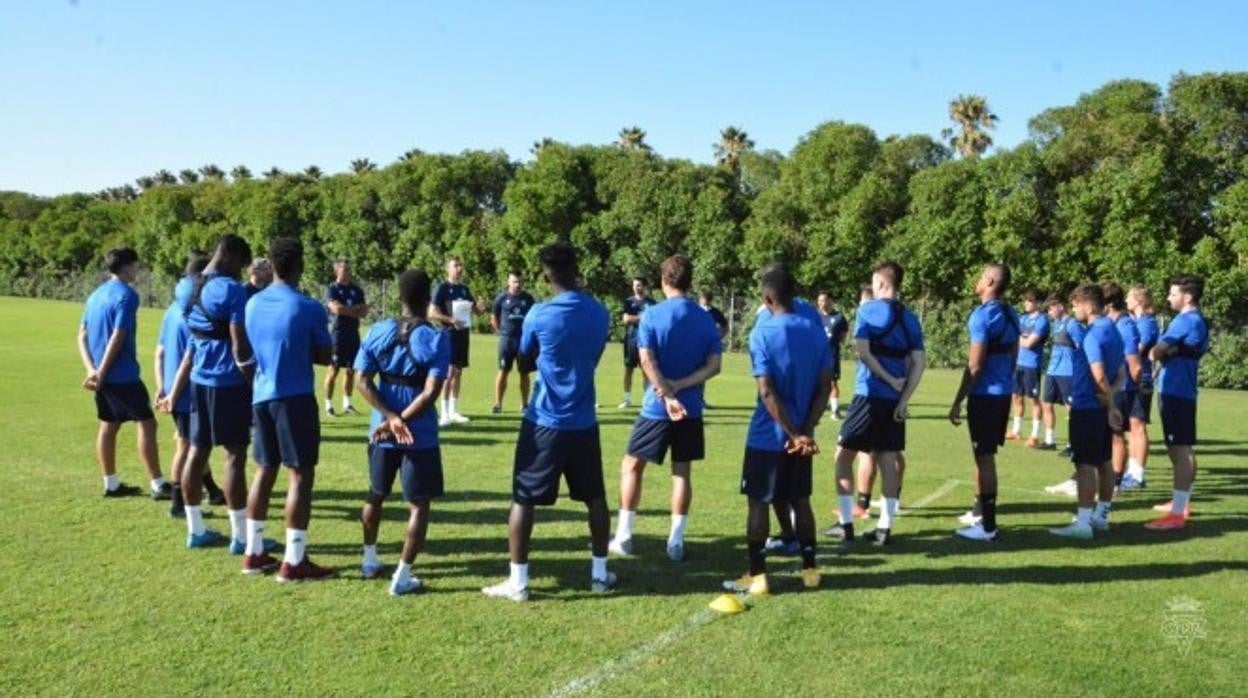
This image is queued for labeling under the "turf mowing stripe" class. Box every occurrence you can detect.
[548,479,961,697]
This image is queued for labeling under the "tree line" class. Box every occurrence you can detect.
[2,72,1246,386]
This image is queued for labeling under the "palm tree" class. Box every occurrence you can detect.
[713,126,755,174]
[399,148,423,163]
[263,167,284,179]
[230,165,252,181]
[155,169,177,186]
[350,158,377,174]
[941,94,999,159]
[178,169,200,184]
[199,164,226,181]
[120,184,138,201]
[135,175,156,191]
[302,165,323,181]
[530,138,556,157]
[617,126,651,151]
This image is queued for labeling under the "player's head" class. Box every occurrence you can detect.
[976,262,1010,301]
[333,256,351,283]
[507,269,523,294]
[269,238,303,283]
[539,242,579,290]
[1021,286,1041,313]
[872,261,903,300]
[759,262,796,312]
[660,254,693,294]
[249,257,273,287]
[184,250,209,276]
[1127,284,1153,314]
[445,257,463,282]
[399,269,432,317]
[631,276,647,296]
[1102,281,1126,314]
[1069,283,1104,322]
[699,289,713,306]
[105,248,140,283]
[1168,276,1203,311]
[859,283,874,306]
[213,234,252,278]
[816,291,833,314]
[1044,292,1066,318]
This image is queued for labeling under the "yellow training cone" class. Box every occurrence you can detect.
[709,593,746,615]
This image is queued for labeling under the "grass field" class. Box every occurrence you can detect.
[1,295,1245,696]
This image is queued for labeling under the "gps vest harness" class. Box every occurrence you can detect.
[183,273,232,341]
[984,301,1020,355]
[376,318,429,388]
[868,300,916,359]
[1051,317,1075,348]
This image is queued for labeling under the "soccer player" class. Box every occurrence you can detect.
[948,264,1019,542]
[482,243,613,602]
[490,270,536,414]
[1103,282,1143,492]
[828,262,924,545]
[1122,284,1159,490]
[162,234,255,550]
[1008,287,1048,445]
[618,276,657,409]
[77,248,169,499]
[356,269,451,595]
[699,290,729,340]
[429,257,479,426]
[1041,293,1084,496]
[817,292,850,420]
[242,237,335,580]
[244,257,272,298]
[725,263,830,596]
[1049,283,1125,539]
[323,257,367,417]
[1145,276,1209,531]
[609,255,723,562]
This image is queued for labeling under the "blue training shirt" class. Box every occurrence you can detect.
[185,274,248,387]
[852,298,924,400]
[1046,315,1076,377]
[1069,316,1125,410]
[1017,311,1049,370]
[521,290,611,430]
[157,277,197,412]
[246,283,333,404]
[355,319,451,450]
[746,311,832,452]
[1135,313,1160,386]
[636,296,723,421]
[1115,314,1141,393]
[968,300,1020,396]
[1157,309,1208,400]
[81,278,141,384]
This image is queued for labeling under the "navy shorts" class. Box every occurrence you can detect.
[369,445,444,501]
[497,335,534,373]
[94,382,154,423]
[1042,374,1071,405]
[450,328,470,368]
[172,411,192,439]
[838,396,905,453]
[1013,367,1041,398]
[1111,391,1138,434]
[627,417,705,464]
[968,394,1012,456]
[623,338,641,369]
[1160,395,1197,447]
[252,395,319,469]
[740,448,813,504]
[513,420,605,506]
[1068,407,1111,466]
[332,332,361,369]
[190,383,252,447]
[1131,389,1153,423]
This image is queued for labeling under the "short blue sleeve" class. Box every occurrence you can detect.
[968,307,988,343]
[1085,329,1106,366]
[115,290,138,334]
[708,314,724,356]
[636,312,656,350]
[1161,313,1190,345]
[353,326,380,373]
[1120,321,1140,356]
[519,306,540,357]
[226,284,246,325]
[749,326,771,378]
[431,283,447,309]
[852,309,871,340]
[1034,314,1050,339]
[905,312,925,350]
[429,331,451,378]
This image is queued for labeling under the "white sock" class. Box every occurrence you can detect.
[838,495,853,525]
[449,397,459,415]
[150,476,166,492]
[1172,490,1191,515]
[229,509,246,543]
[441,398,450,416]
[245,518,265,556]
[509,562,529,589]
[615,509,636,541]
[831,398,840,413]
[1030,419,1041,438]
[1076,507,1092,527]
[1127,460,1145,479]
[325,398,333,411]
[342,395,351,410]
[591,555,608,580]
[285,528,307,565]
[362,544,380,566]
[1011,416,1022,434]
[185,506,205,536]
[622,393,630,403]
[879,497,898,530]
[1094,501,1112,520]
[1045,428,1055,445]
[669,514,688,544]
[104,473,120,491]
[394,561,412,582]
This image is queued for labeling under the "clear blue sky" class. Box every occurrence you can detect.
[2,1,1244,196]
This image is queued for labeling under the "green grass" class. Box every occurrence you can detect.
[1,295,1244,696]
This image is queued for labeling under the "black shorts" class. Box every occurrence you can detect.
[740,448,813,504]
[1042,374,1072,405]
[1068,407,1111,466]
[838,396,905,453]
[1013,367,1041,398]
[623,338,641,369]
[497,335,534,373]
[512,420,605,506]
[369,444,444,501]
[627,417,705,464]
[829,349,842,381]
[190,383,251,447]
[172,411,192,439]
[1131,389,1153,423]
[1111,391,1138,434]
[252,395,319,469]
[968,394,1012,456]
[94,382,154,423]
[1160,395,1197,447]
[332,332,361,369]
[450,328,470,368]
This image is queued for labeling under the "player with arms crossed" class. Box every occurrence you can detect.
[1008,287,1048,445]
[490,270,536,414]
[618,277,657,409]
[323,257,367,417]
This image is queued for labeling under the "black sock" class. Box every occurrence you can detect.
[979,493,998,532]
[747,539,766,575]
[170,483,183,508]
[1114,472,1124,487]
[856,492,870,510]
[800,540,817,569]
[971,498,982,516]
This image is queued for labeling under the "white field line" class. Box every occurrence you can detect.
[547,479,961,698]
